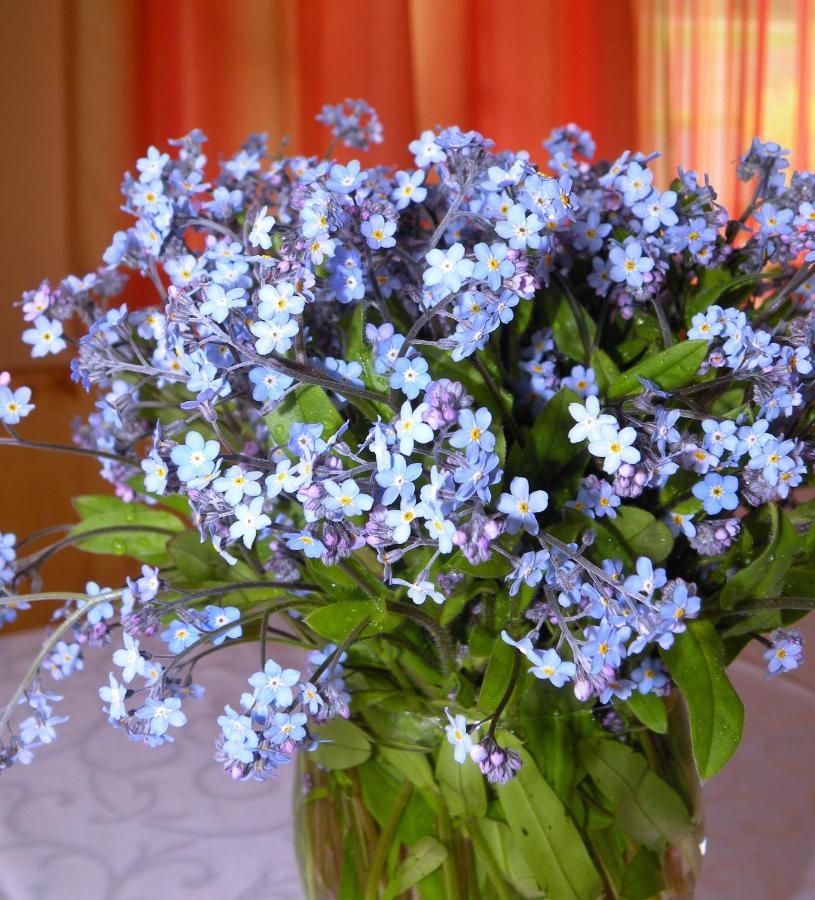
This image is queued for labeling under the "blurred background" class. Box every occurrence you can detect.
[1,0,814,621]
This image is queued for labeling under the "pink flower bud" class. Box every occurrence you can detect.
[573,677,593,702]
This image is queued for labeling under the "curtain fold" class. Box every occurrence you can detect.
[637,0,814,209]
[4,0,812,289]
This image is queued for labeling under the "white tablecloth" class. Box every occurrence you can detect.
[1,625,814,900]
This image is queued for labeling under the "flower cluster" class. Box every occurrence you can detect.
[764,627,805,676]
[214,645,350,782]
[1,102,812,784]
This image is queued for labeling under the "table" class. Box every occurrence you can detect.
[1,623,814,900]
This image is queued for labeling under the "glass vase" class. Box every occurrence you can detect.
[293,678,705,900]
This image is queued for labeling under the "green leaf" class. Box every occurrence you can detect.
[311,718,371,770]
[379,747,437,793]
[154,493,192,518]
[621,846,665,900]
[708,385,747,419]
[305,599,396,643]
[356,758,401,826]
[721,610,784,638]
[438,590,472,626]
[631,311,662,343]
[518,684,577,807]
[475,819,545,899]
[550,290,596,363]
[719,594,815,616]
[498,748,602,899]
[383,837,447,900]
[720,507,798,609]
[72,495,119,518]
[343,304,393,419]
[436,740,487,819]
[617,337,648,365]
[478,637,516,712]
[590,348,621,395]
[304,556,369,599]
[345,304,390,393]
[360,696,444,753]
[167,529,232,582]
[719,595,814,641]
[513,296,535,335]
[423,345,512,415]
[468,622,497,658]
[584,827,627,896]
[69,495,185,564]
[661,619,744,778]
[524,388,581,479]
[607,340,709,399]
[788,502,815,560]
[449,550,508,579]
[591,507,674,565]
[788,499,815,529]
[684,271,777,325]
[579,738,693,848]
[305,601,371,641]
[623,691,668,734]
[357,761,436,846]
[783,568,815,598]
[265,383,344,447]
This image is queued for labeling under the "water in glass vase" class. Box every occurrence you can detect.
[293,678,704,899]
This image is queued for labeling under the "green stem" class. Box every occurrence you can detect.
[0,592,120,734]
[396,295,456,361]
[766,500,780,546]
[15,525,179,573]
[426,188,466,253]
[259,610,271,667]
[162,597,320,678]
[711,595,815,615]
[13,525,73,550]
[473,354,525,447]
[338,558,380,599]
[465,821,514,900]
[586,828,623,900]
[555,273,593,362]
[437,802,461,900]
[592,296,611,350]
[159,579,316,613]
[650,294,674,348]
[1,428,137,468]
[487,650,521,738]
[0,590,116,605]
[309,616,373,684]
[754,261,815,325]
[389,602,454,676]
[362,779,412,900]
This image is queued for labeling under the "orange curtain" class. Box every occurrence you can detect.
[131,0,641,169]
[50,0,644,277]
[637,0,815,206]
[4,0,813,294]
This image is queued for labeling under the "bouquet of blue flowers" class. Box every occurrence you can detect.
[2,100,814,898]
